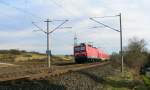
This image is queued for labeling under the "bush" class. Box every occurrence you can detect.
[110,52,121,67]
[110,37,149,72]
[142,75,150,88]
[123,37,149,72]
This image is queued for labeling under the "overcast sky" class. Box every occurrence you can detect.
[0,0,149,55]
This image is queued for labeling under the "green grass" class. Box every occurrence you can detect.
[142,75,150,89]
[98,67,147,90]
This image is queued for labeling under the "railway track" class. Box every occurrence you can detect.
[0,62,109,82]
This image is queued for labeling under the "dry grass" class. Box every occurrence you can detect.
[0,64,146,90]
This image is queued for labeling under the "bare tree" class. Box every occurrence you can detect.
[123,37,149,72]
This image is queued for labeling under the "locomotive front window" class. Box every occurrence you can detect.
[80,47,85,50]
[75,46,85,51]
[75,47,80,51]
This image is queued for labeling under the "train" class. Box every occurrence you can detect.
[74,43,110,63]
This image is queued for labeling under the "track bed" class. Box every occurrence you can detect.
[0,61,109,82]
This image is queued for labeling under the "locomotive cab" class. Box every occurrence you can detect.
[74,43,87,63]
[74,43,109,63]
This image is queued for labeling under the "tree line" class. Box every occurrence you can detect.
[0,49,44,55]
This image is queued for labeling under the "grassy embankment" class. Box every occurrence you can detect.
[142,75,150,89]
[0,50,73,65]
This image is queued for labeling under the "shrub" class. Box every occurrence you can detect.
[123,37,149,72]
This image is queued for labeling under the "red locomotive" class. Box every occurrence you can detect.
[74,43,109,63]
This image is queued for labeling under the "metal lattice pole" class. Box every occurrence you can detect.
[119,13,123,73]
[45,19,51,68]
[89,13,124,73]
[33,19,70,68]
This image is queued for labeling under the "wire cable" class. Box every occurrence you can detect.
[32,22,47,33]
[0,0,43,20]
[91,15,118,19]
[90,18,120,32]
[49,20,69,33]
[49,0,76,16]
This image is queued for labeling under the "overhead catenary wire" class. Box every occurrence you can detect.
[90,15,118,19]
[48,0,95,23]
[32,19,71,35]
[90,18,120,32]
[33,19,70,68]
[49,20,69,33]
[0,0,73,29]
[90,13,124,73]
[0,0,43,20]
[49,0,75,17]
[32,22,47,33]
